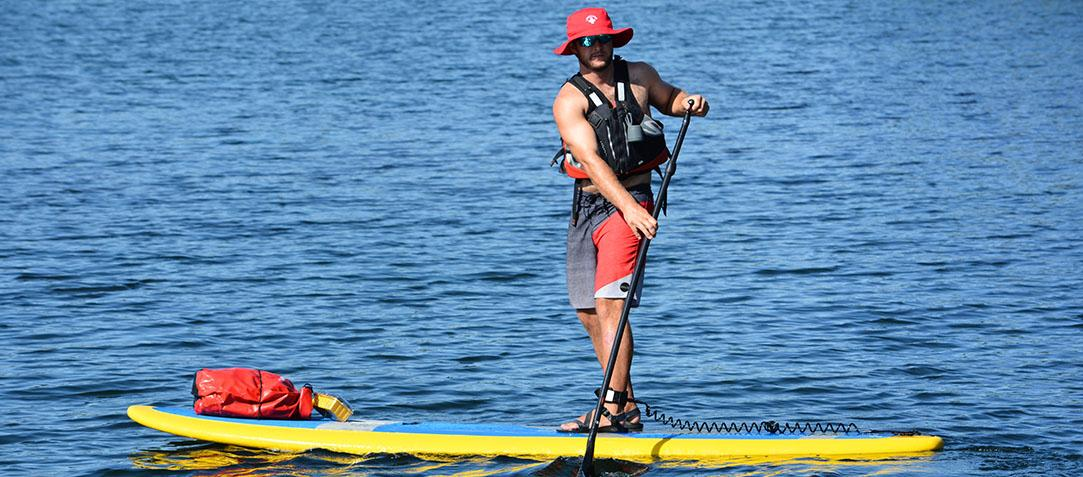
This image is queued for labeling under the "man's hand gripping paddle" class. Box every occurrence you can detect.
[578,100,696,476]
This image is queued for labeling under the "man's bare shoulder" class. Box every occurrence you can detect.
[626,60,662,85]
[554,82,588,112]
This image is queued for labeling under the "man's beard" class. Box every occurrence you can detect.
[578,51,613,72]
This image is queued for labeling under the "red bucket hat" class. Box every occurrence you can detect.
[554,8,633,56]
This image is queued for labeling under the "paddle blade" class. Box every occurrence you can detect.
[535,457,647,477]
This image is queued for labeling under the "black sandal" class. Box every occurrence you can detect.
[557,387,643,433]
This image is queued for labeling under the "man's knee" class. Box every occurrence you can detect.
[576,308,597,323]
[594,297,625,319]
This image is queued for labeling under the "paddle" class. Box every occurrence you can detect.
[578,100,695,477]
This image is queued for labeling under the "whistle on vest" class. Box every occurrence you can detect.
[625,115,664,144]
[625,117,644,143]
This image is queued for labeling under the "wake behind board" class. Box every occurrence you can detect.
[128,406,942,460]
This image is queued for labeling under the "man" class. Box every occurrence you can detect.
[552,7,709,433]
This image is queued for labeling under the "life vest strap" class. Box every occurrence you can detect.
[566,57,634,113]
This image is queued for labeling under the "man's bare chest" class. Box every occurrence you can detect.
[591,82,652,115]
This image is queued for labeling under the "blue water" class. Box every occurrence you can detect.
[2,0,1081,475]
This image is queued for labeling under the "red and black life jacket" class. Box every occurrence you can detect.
[554,57,670,179]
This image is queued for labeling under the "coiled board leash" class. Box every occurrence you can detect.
[637,400,860,434]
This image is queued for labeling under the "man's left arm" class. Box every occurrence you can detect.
[640,63,709,117]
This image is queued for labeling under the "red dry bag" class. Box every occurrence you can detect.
[192,368,314,419]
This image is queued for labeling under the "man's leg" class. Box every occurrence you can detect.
[561,187,652,431]
[559,303,639,431]
[586,299,635,401]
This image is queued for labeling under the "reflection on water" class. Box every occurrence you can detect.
[130,442,934,477]
[130,442,366,475]
[653,454,939,477]
[130,443,550,476]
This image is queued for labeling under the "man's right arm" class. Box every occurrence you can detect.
[635,62,710,117]
[553,85,658,239]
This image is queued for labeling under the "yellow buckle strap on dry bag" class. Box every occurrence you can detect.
[313,393,353,422]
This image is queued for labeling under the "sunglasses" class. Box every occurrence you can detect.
[577,35,612,48]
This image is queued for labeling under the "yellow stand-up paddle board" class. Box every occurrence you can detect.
[128,405,942,460]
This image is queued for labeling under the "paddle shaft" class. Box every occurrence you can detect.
[579,102,695,476]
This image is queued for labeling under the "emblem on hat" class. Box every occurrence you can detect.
[586,15,598,24]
